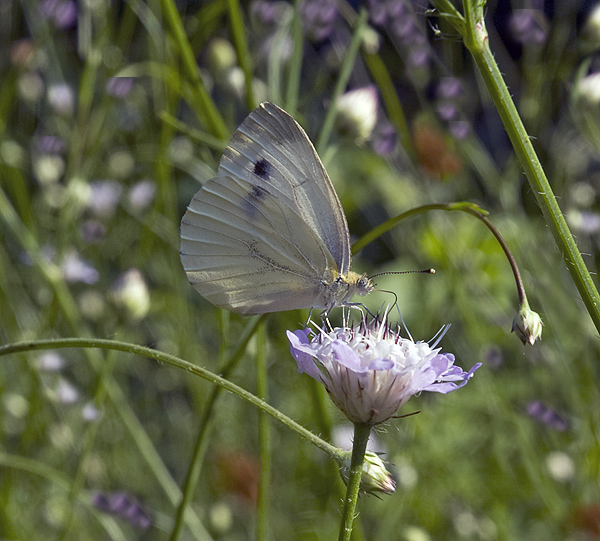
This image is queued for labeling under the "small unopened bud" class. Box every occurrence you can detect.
[340,451,396,496]
[512,302,543,345]
[582,4,600,51]
[335,86,378,143]
[110,268,150,320]
[360,452,396,495]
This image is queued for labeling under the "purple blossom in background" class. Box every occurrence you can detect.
[81,220,107,243]
[251,0,288,26]
[509,9,548,45]
[372,122,397,155]
[41,0,77,29]
[48,83,75,115]
[54,378,80,404]
[526,401,569,431]
[38,352,65,372]
[287,312,481,425]
[437,77,463,100]
[300,0,338,42]
[106,77,135,98]
[88,180,123,218]
[93,491,152,529]
[128,180,156,211]
[449,120,470,140]
[36,135,65,154]
[61,252,100,284]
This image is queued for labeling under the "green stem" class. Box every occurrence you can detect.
[338,422,371,541]
[0,338,347,464]
[316,7,369,154]
[351,201,482,255]
[437,0,600,333]
[227,0,256,109]
[159,0,228,138]
[352,201,528,306]
[168,315,263,541]
[256,322,271,541]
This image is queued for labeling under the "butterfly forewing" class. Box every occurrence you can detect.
[220,102,352,274]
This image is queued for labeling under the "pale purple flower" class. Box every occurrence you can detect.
[82,402,102,422]
[54,378,80,404]
[81,220,107,243]
[38,352,65,372]
[41,0,77,29]
[93,491,152,529]
[372,122,396,155]
[36,135,65,154]
[48,83,75,115]
[449,120,470,140]
[526,401,569,431]
[437,77,463,100]
[509,9,548,45]
[300,0,338,42]
[61,252,100,284]
[128,180,156,211]
[106,77,135,98]
[88,180,122,217]
[287,313,481,425]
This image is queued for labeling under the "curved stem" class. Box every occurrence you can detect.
[352,201,527,307]
[431,0,600,334]
[0,337,347,464]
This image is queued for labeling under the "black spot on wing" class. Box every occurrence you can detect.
[243,184,269,217]
[253,158,271,179]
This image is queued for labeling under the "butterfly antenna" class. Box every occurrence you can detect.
[369,268,436,279]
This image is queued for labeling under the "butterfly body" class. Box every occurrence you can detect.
[180,102,373,315]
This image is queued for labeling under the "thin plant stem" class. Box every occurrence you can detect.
[169,315,264,541]
[256,322,271,541]
[227,0,256,109]
[0,337,349,465]
[316,7,369,154]
[338,422,371,541]
[431,0,600,333]
[285,0,304,114]
[159,0,228,138]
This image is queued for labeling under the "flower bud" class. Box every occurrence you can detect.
[512,303,543,345]
[340,451,395,495]
[335,86,378,143]
[110,268,150,320]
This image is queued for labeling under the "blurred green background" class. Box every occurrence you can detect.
[1,0,600,539]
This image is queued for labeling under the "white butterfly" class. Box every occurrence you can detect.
[180,102,373,315]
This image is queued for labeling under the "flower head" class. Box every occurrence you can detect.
[287,313,481,425]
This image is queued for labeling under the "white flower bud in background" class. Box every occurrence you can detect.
[128,180,156,211]
[574,72,600,107]
[546,451,575,483]
[38,352,65,372]
[48,83,75,115]
[110,268,150,320]
[206,37,238,77]
[335,86,378,143]
[582,3,600,51]
[18,72,45,103]
[87,180,123,218]
[33,155,65,185]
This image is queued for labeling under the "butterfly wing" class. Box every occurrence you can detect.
[220,102,352,275]
[180,103,351,314]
